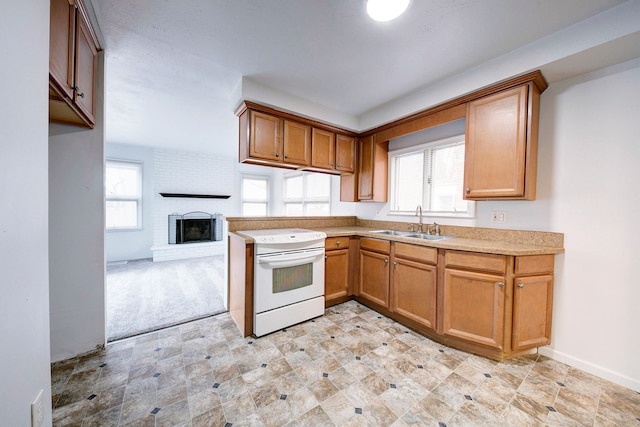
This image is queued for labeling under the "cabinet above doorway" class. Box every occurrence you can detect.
[49,0,101,128]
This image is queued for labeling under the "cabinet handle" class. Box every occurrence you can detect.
[497,282,504,287]
[517,283,524,288]
[465,187,470,194]
[73,86,85,98]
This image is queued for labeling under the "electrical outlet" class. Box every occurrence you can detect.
[31,389,44,427]
[491,211,507,224]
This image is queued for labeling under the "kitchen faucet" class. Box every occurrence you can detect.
[415,205,423,233]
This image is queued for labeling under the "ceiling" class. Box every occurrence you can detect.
[90,0,638,156]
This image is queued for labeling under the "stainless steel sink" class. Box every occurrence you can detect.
[371,230,454,241]
[412,234,454,241]
[371,230,416,237]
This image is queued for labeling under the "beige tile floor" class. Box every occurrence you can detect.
[52,301,640,426]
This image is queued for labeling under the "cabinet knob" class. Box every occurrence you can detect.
[73,86,85,98]
[497,282,504,287]
[393,261,397,266]
[330,162,334,166]
[384,259,388,264]
[517,283,524,288]
[335,241,341,246]
[284,154,288,159]
[465,187,470,194]
[275,152,279,157]
[336,163,340,167]
[324,256,327,260]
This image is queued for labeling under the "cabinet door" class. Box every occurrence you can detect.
[359,249,389,307]
[391,257,437,329]
[325,248,349,304]
[512,275,553,351]
[465,85,528,199]
[311,128,335,169]
[443,268,506,349]
[335,134,355,173]
[357,136,374,200]
[49,0,75,99]
[249,111,283,161]
[74,9,97,124]
[283,120,311,165]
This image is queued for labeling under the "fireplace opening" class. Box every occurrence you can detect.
[168,212,222,244]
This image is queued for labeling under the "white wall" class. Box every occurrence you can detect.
[49,53,106,362]
[535,59,640,391]
[153,148,237,246]
[359,58,640,391]
[105,143,155,262]
[0,0,52,425]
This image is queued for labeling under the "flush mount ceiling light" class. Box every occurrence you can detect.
[366,0,410,22]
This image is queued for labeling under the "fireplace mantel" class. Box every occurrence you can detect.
[159,193,231,199]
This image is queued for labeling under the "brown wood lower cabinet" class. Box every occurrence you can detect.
[443,268,506,350]
[391,256,437,330]
[324,236,356,307]
[512,274,553,351]
[359,249,390,307]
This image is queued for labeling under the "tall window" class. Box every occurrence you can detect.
[242,175,269,216]
[106,160,142,229]
[283,172,330,216]
[389,135,473,216]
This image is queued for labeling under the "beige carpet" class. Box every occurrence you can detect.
[106,255,226,341]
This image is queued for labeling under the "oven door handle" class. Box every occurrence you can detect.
[257,249,324,268]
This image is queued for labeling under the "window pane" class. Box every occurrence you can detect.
[305,203,330,216]
[285,175,303,199]
[395,152,424,211]
[243,178,267,201]
[306,173,330,198]
[430,143,467,212]
[285,203,304,216]
[106,201,138,228]
[243,202,267,216]
[106,162,140,197]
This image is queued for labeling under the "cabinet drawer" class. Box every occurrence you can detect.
[325,237,349,250]
[394,243,437,264]
[515,255,554,275]
[445,250,506,274]
[360,237,390,254]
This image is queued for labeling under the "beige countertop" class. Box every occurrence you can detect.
[232,226,564,256]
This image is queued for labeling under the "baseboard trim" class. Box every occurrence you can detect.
[539,347,640,392]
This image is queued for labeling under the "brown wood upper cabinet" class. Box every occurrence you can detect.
[241,111,310,166]
[311,128,335,169]
[283,120,311,166]
[49,0,100,128]
[311,130,355,173]
[237,102,358,173]
[464,82,541,200]
[357,136,388,202]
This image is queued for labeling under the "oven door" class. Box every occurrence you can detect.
[254,247,325,313]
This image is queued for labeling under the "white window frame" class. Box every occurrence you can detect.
[105,159,143,230]
[241,174,270,217]
[283,171,331,216]
[388,135,475,218]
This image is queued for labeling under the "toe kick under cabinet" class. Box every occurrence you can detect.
[346,237,555,360]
